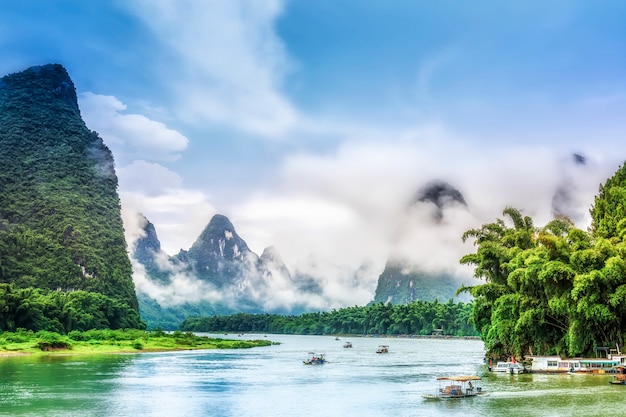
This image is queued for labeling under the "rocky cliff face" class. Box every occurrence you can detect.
[184,214,260,288]
[133,214,171,285]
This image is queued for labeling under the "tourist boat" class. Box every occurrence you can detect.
[529,354,626,374]
[343,341,353,348]
[491,361,527,374]
[422,375,487,400]
[303,353,326,365]
[376,345,389,353]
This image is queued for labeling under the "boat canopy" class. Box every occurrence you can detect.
[436,375,482,382]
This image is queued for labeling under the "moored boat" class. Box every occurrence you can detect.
[422,375,487,400]
[343,341,353,348]
[491,361,527,374]
[529,354,626,374]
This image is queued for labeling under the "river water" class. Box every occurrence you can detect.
[0,334,624,417]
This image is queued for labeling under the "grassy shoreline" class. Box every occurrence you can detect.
[0,329,277,357]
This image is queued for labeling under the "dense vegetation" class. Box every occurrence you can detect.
[180,299,478,337]
[0,328,275,355]
[461,164,626,360]
[0,64,142,329]
[0,283,141,333]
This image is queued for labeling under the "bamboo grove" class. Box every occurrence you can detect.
[460,163,626,360]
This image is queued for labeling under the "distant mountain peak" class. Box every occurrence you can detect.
[133,213,161,265]
[259,246,282,262]
[414,180,467,207]
[207,213,236,232]
[412,180,467,222]
[572,153,586,165]
[191,214,251,260]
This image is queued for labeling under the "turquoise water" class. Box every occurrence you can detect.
[0,334,624,417]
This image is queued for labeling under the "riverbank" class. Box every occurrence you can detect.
[0,329,277,357]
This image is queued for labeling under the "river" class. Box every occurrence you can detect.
[0,334,623,417]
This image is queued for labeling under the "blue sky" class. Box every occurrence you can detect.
[2,1,626,305]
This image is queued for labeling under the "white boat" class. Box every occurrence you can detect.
[422,375,488,400]
[491,361,527,374]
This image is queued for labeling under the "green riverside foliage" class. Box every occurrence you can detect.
[180,300,478,337]
[0,64,142,330]
[461,167,626,360]
[0,283,141,333]
[0,328,275,354]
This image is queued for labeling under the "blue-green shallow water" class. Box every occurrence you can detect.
[1,334,624,417]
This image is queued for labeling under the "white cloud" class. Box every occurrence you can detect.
[79,92,189,162]
[230,127,621,291]
[124,0,299,138]
[234,194,374,267]
[132,259,225,306]
[78,92,204,256]
[118,160,183,196]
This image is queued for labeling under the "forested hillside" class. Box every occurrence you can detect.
[0,64,142,331]
[461,163,626,360]
[181,299,477,337]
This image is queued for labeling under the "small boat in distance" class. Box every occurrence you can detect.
[376,345,389,354]
[303,353,326,365]
[343,341,353,348]
[422,375,487,400]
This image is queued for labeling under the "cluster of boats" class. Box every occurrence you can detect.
[424,350,626,400]
[488,350,626,376]
[303,343,389,365]
[305,339,626,400]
